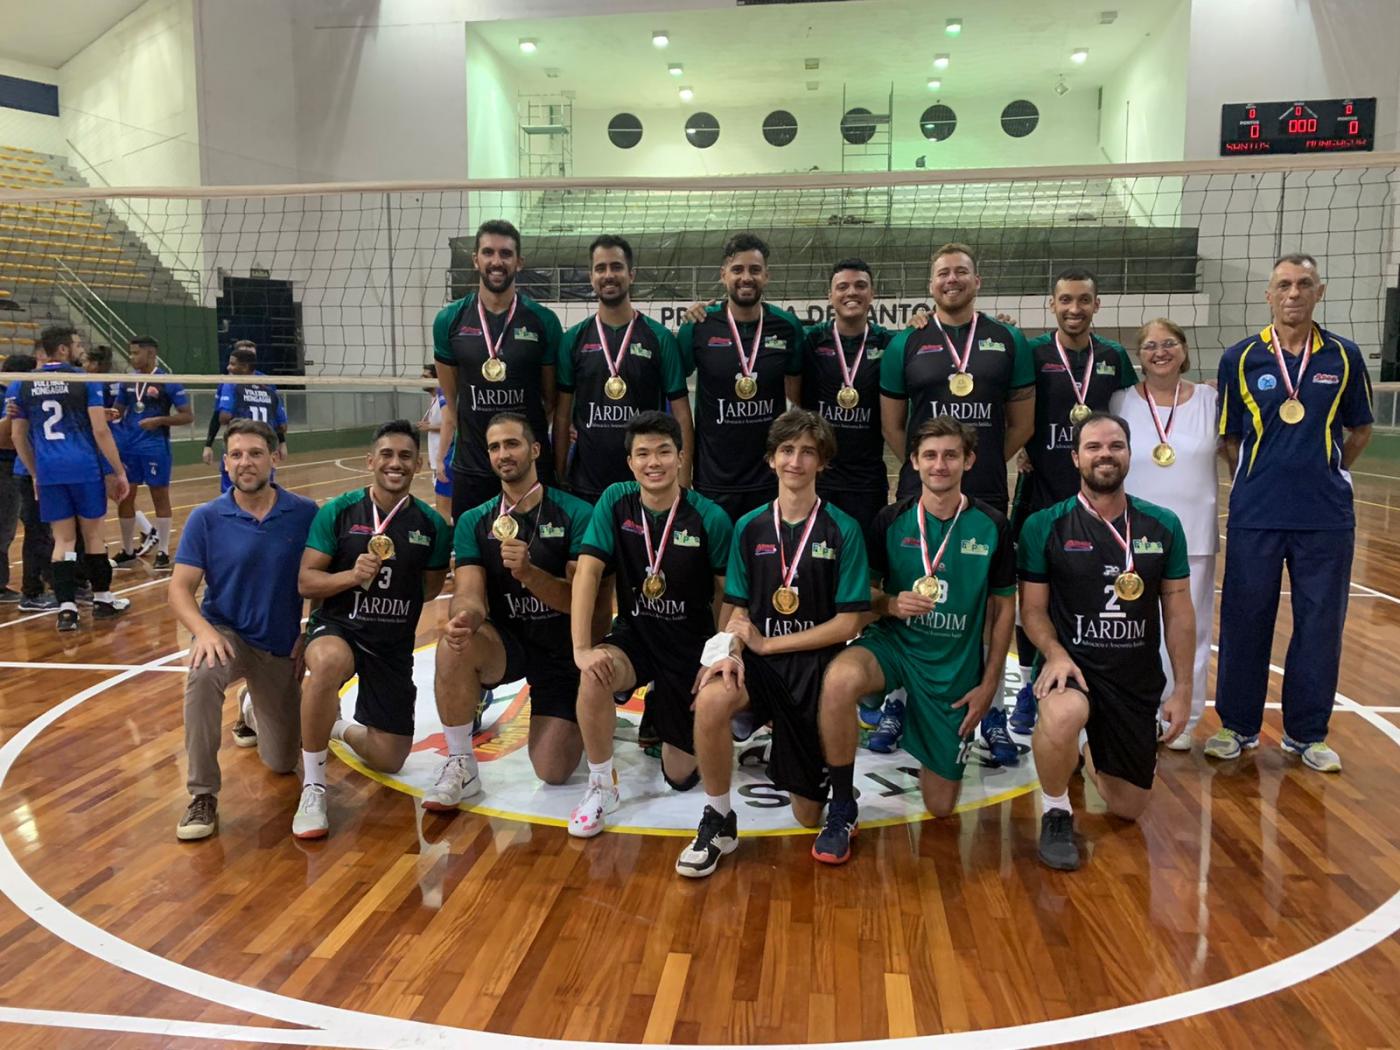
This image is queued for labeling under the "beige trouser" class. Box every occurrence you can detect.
[184,626,302,796]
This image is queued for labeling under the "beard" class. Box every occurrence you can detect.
[482,267,516,293]
[1081,462,1125,493]
[597,285,628,306]
[234,474,270,493]
[729,284,762,305]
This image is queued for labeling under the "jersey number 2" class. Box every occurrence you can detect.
[41,400,64,441]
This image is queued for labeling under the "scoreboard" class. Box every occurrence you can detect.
[1220,98,1375,155]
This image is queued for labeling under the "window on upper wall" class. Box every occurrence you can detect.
[919,104,957,141]
[608,113,643,149]
[1000,100,1040,138]
[763,109,798,147]
[685,112,720,149]
[840,107,877,145]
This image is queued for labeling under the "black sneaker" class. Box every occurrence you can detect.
[56,609,79,632]
[812,799,858,865]
[92,599,128,620]
[152,552,172,573]
[0,588,20,604]
[75,584,94,606]
[18,594,57,612]
[1038,810,1081,871]
[110,551,141,571]
[675,805,738,878]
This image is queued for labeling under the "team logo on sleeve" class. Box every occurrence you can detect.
[408,530,430,546]
[1311,373,1340,385]
[672,530,701,548]
[538,523,565,539]
[763,336,787,350]
[1258,374,1278,391]
[960,538,989,556]
[753,543,778,556]
[978,339,1006,353]
[1132,538,1164,554]
[810,541,836,560]
[513,328,539,342]
[630,343,652,359]
[1095,362,1117,375]
[867,346,884,360]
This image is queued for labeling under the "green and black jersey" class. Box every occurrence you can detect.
[581,482,732,654]
[1020,333,1137,516]
[798,322,893,494]
[454,486,594,661]
[305,489,452,649]
[1018,495,1189,708]
[678,302,805,496]
[432,291,563,478]
[866,495,1016,700]
[557,312,688,497]
[881,313,1034,507]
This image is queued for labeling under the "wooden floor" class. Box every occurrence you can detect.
[2,448,1400,1049]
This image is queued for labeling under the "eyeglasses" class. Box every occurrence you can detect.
[1140,339,1182,352]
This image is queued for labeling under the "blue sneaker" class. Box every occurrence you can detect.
[866,698,905,753]
[857,702,883,732]
[812,799,858,865]
[980,706,1019,766]
[1009,683,1037,734]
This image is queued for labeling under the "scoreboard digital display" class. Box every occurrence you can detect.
[1221,98,1375,154]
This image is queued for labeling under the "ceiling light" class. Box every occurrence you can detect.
[945,18,962,36]
[518,38,537,54]
[927,78,942,90]
[1054,76,1070,96]
[652,31,669,48]
[668,63,683,76]
[1070,47,1089,64]
[933,53,950,70]
[678,86,694,102]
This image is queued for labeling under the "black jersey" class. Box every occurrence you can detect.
[432,291,562,478]
[679,302,805,496]
[557,312,688,496]
[305,489,451,649]
[454,486,593,660]
[798,322,893,494]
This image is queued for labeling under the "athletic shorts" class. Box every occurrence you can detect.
[306,618,416,737]
[699,483,777,524]
[121,448,173,489]
[1081,668,1158,791]
[37,479,107,523]
[853,619,969,782]
[742,650,828,803]
[434,446,454,499]
[818,485,887,543]
[482,619,579,722]
[603,622,701,755]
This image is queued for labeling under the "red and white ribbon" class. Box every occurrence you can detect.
[726,306,764,380]
[1053,333,1096,410]
[497,481,541,521]
[1144,379,1180,445]
[1269,325,1313,402]
[1076,493,1134,576]
[595,312,637,381]
[917,493,966,577]
[932,313,980,377]
[773,497,824,592]
[477,295,519,366]
[642,494,682,578]
[834,324,868,389]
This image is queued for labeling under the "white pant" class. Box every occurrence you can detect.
[1158,552,1216,731]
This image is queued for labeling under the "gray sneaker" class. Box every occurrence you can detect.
[177,793,218,840]
[18,594,57,612]
[1038,810,1081,871]
[0,588,20,604]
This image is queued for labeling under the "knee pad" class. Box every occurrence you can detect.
[662,765,701,792]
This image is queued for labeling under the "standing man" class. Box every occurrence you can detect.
[433,219,563,520]
[6,325,129,631]
[0,352,56,609]
[679,410,868,877]
[678,233,805,521]
[798,259,895,537]
[1018,413,1194,870]
[419,363,453,524]
[567,411,732,837]
[216,346,288,491]
[111,336,193,572]
[555,234,694,503]
[170,418,318,840]
[423,412,597,809]
[814,416,1016,864]
[1208,253,1373,773]
[293,420,451,839]
[203,340,258,466]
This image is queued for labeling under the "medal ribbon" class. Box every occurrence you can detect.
[1053,333,1096,410]
[726,306,764,380]
[932,313,979,376]
[641,494,682,578]
[772,497,824,592]
[916,494,966,577]
[371,492,411,537]
[477,294,519,366]
[834,324,868,390]
[1076,493,1134,576]
[1144,379,1180,444]
[497,481,542,523]
[1269,324,1313,403]
[595,312,637,381]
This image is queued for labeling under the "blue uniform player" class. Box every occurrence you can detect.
[111,336,193,573]
[215,345,287,492]
[5,325,130,631]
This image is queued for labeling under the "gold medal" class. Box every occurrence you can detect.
[482,357,506,382]
[642,573,666,600]
[1152,442,1176,467]
[368,534,395,560]
[1114,571,1145,602]
[492,514,518,541]
[1279,398,1305,424]
[1070,403,1093,425]
[948,372,974,397]
[836,385,859,409]
[735,374,758,400]
[913,575,940,599]
[604,375,627,400]
[772,586,800,615]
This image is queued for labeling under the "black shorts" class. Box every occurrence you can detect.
[1082,669,1159,791]
[603,623,700,755]
[483,620,580,723]
[818,485,887,542]
[307,619,416,737]
[743,651,828,803]
[700,483,777,523]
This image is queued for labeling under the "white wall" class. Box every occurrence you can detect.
[1099,1,1189,165]
[465,28,519,180]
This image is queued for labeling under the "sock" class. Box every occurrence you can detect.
[85,553,112,598]
[330,719,351,742]
[587,757,614,784]
[443,723,474,756]
[135,509,153,535]
[828,762,855,805]
[52,557,76,609]
[155,517,173,554]
[302,749,328,788]
[119,516,137,555]
[1041,790,1072,814]
[705,792,731,817]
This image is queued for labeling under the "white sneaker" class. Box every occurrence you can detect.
[1165,732,1192,752]
[137,529,159,556]
[568,777,620,838]
[422,754,482,811]
[241,689,258,734]
[292,784,329,839]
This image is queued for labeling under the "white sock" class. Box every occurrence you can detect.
[60,601,78,612]
[155,517,172,554]
[119,517,136,555]
[1077,729,1088,753]
[303,749,328,788]
[443,722,474,756]
[95,590,113,603]
[330,719,351,743]
[135,509,152,534]
[1019,664,1034,690]
[705,792,731,817]
[588,757,614,784]
[1041,790,1072,814]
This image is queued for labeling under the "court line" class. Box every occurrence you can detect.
[0,660,184,673]
[0,1008,340,1046]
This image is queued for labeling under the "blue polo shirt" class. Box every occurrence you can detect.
[176,485,319,655]
[1217,324,1373,531]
